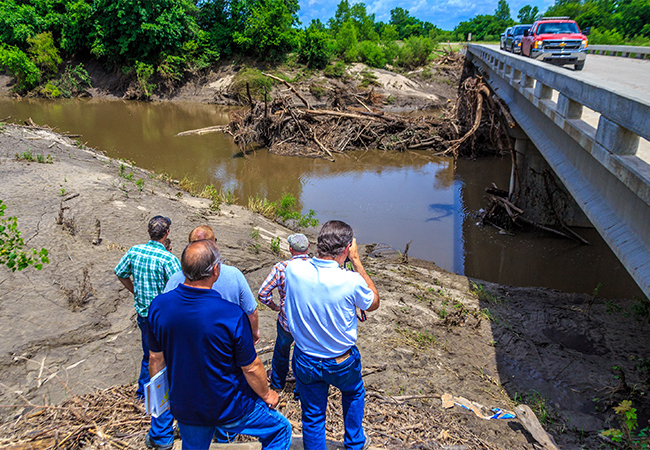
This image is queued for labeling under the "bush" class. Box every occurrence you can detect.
[135,61,156,99]
[27,32,61,75]
[0,44,41,92]
[357,41,386,68]
[157,54,186,88]
[0,199,49,272]
[323,60,347,78]
[230,67,274,102]
[589,27,625,45]
[275,193,319,227]
[396,36,434,69]
[52,63,91,98]
[40,82,61,98]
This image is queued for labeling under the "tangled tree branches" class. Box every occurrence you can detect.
[221,66,512,161]
[0,385,148,449]
[0,381,503,450]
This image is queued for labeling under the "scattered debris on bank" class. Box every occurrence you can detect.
[0,382,502,450]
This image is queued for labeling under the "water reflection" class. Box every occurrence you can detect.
[0,96,642,298]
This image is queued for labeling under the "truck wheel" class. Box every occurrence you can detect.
[575,62,585,71]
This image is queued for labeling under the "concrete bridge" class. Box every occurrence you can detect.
[464,44,650,298]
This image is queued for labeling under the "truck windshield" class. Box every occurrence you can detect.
[537,22,580,34]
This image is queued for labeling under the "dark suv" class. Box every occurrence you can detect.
[505,25,532,53]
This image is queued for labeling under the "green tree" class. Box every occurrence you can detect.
[390,7,419,39]
[90,0,199,65]
[232,0,300,59]
[0,200,49,272]
[336,18,359,61]
[349,2,378,41]
[299,19,331,69]
[495,0,512,22]
[517,5,539,23]
[328,0,351,34]
[59,0,94,55]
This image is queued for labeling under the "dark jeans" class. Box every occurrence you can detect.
[270,320,294,389]
[293,345,366,450]
[178,398,292,450]
[138,315,174,446]
[136,315,150,399]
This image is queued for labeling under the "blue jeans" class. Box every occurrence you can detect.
[293,346,366,450]
[136,315,150,399]
[177,398,292,450]
[270,321,294,389]
[138,315,175,447]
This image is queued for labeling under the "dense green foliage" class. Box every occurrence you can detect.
[0,0,646,96]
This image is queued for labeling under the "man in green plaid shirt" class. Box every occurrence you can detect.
[114,215,180,450]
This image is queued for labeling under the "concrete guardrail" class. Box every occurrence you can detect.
[587,45,650,59]
[465,43,650,296]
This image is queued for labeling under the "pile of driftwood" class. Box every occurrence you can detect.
[177,54,512,162]
[0,379,501,449]
[226,76,510,161]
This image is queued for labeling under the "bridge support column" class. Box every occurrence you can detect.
[514,138,592,228]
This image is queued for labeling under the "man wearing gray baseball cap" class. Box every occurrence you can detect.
[258,233,310,390]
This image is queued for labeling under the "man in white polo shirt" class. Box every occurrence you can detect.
[284,220,380,450]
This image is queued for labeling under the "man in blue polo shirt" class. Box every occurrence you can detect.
[148,239,291,450]
[284,220,380,450]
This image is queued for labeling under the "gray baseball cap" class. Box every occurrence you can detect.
[287,233,309,252]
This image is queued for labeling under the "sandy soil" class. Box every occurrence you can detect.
[1,123,649,449]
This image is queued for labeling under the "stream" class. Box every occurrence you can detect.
[0,96,642,299]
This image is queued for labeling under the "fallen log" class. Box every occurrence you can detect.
[175,125,229,137]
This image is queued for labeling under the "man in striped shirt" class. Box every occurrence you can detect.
[114,215,181,450]
[258,233,310,390]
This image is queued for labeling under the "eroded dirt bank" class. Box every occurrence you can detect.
[1,124,649,449]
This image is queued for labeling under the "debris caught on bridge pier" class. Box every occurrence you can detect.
[479,183,590,244]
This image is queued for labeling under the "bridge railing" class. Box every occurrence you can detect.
[465,45,650,206]
[466,43,650,295]
[587,45,650,59]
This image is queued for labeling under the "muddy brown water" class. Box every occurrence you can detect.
[0,96,642,299]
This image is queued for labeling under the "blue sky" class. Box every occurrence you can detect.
[297,0,556,31]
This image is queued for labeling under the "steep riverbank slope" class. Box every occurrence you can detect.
[1,54,462,111]
[1,124,649,449]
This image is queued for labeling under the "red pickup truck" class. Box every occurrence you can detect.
[521,17,590,71]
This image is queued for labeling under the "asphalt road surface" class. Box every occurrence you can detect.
[486,44,650,103]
